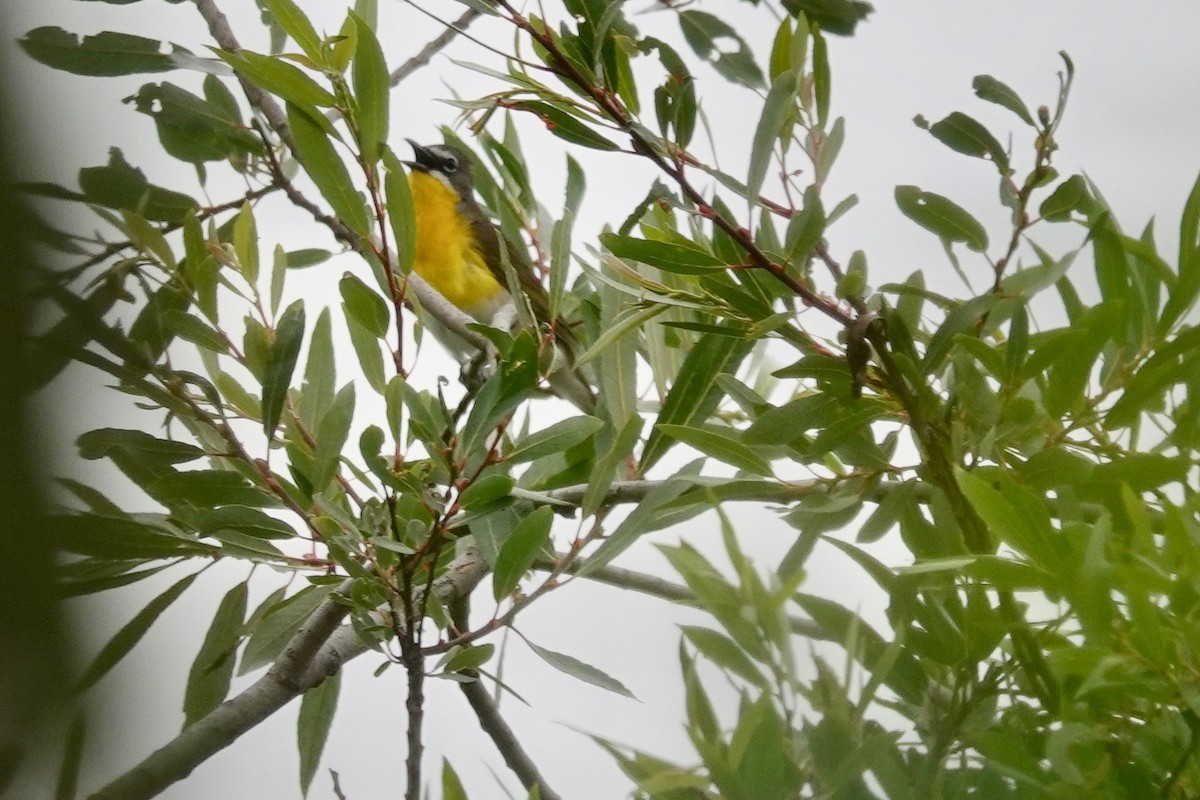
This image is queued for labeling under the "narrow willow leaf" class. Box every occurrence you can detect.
[582,464,700,575]
[526,639,635,698]
[286,101,370,235]
[76,572,199,692]
[895,185,989,251]
[262,300,305,435]
[263,0,323,63]
[183,580,248,726]
[1039,175,1089,221]
[508,415,603,463]
[928,112,1009,173]
[678,10,765,89]
[312,383,356,493]
[218,51,337,109]
[240,586,333,674]
[55,714,86,800]
[812,27,830,126]
[492,506,553,601]
[508,99,619,151]
[351,11,389,162]
[642,333,754,471]
[601,233,724,273]
[972,74,1034,125]
[298,674,340,797]
[20,27,174,76]
[232,201,259,284]
[443,760,469,800]
[339,272,390,337]
[747,72,797,203]
[656,424,772,476]
[681,626,768,688]
[382,148,416,276]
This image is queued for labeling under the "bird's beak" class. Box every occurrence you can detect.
[405,139,437,172]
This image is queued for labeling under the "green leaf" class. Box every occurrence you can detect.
[780,0,872,36]
[217,50,337,109]
[441,643,496,674]
[508,100,620,151]
[298,674,340,797]
[747,73,797,203]
[77,572,199,692]
[508,416,603,463]
[601,233,724,273]
[679,10,765,89]
[233,201,260,284]
[642,333,755,471]
[1039,175,1089,221]
[189,505,297,539]
[972,74,1035,125]
[345,315,386,393]
[582,464,700,574]
[656,424,772,476]
[582,415,643,518]
[955,469,1066,570]
[263,0,323,62]
[297,308,335,428]
[78,428,204,466]
[78,147,198,223]
[55,714,86,800]
[339,272,390,337]
[492,506,553,601]
[1091,454,1189,490]
[20,27,175,75]
[895,185,989,251]
[443,760,469,800]
[129,82,262,165]
[263,300,305,435]
[928,112,1009,173]
[241,586,333,674]
[812,27,830,126]
[286,248,333,268]
[147,470,279,509]
[312,383,356,493]
[526,638,635,698]
[287,102,370,235]
[1163,169,1200,331]
[183,580,248,727]
[681,626,767,687]
[383,149,416,277]
[458,474,514,512]
[351,11,389,162]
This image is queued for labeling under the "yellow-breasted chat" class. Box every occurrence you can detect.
[404,140,594,411]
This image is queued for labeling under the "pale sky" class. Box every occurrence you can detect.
[6,1,1200,798]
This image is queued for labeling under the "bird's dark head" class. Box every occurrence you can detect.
[405,140,474,198]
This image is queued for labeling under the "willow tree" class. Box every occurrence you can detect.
[15,0,1200,798]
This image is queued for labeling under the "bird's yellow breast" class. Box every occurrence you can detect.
[407,171,506,319]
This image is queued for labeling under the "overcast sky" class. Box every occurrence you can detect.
[6,1,1200,798]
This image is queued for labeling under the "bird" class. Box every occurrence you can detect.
[404,139,594,410]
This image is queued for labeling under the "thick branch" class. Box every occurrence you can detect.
[90,548,489,800]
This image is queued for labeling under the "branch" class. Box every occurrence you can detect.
[89,547,490,800]
[458,674,562,800]
[542,555,824,639]
[89,581,354,800]
[390,8,482,86]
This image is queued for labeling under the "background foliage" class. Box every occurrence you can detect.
[10,0,1200,798]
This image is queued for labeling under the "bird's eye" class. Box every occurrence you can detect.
[443,155,459,172]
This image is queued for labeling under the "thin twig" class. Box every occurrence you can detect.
[390,8,482,86]
[458,673,562,800]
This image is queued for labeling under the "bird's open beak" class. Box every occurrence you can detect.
[404,139,438,172]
